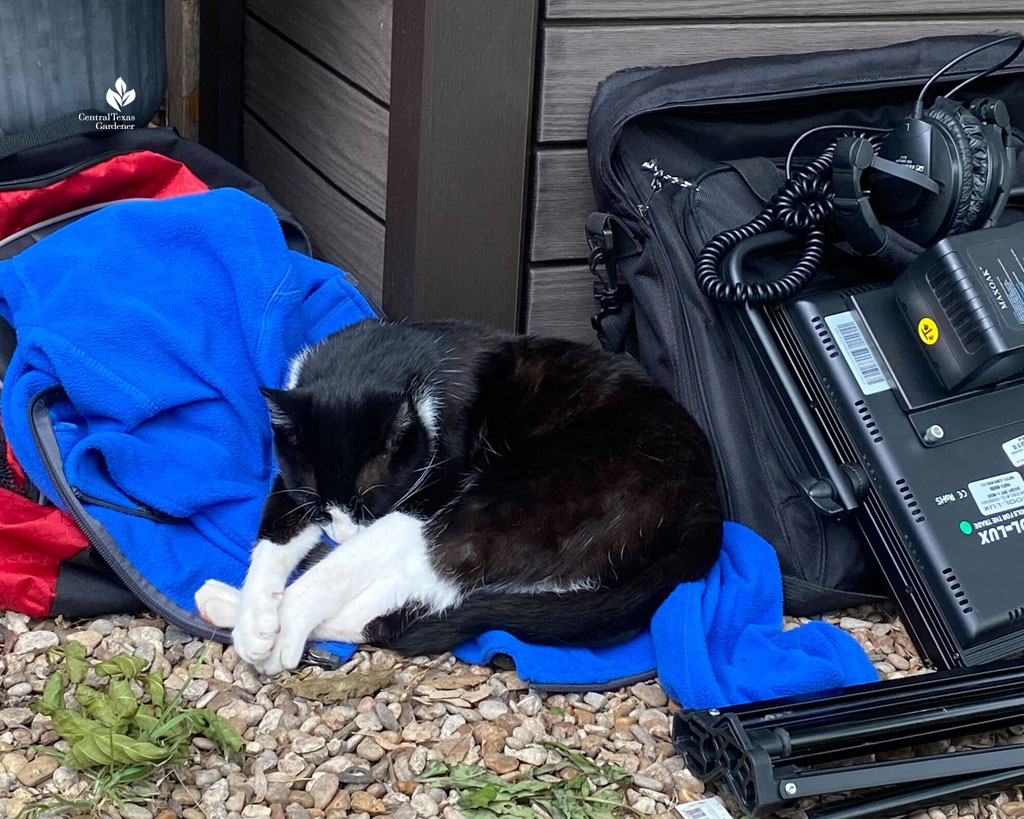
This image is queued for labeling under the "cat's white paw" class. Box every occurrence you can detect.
[194,579,241,628]
[327,507,362,543]
[231,539,295,664]
[232,594,283,665]
[254,592,318,675]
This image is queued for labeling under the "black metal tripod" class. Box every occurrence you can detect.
[673,660,1024,818]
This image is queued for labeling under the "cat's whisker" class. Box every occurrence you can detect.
[287,499,323,527]
[389,447,442,512]
[266,486,320,500]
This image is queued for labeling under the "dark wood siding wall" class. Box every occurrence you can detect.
[525,1,1024,342]
[241,0,392,304]
[238,1,1024,341]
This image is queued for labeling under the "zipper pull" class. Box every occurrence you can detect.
[638,159,697,219]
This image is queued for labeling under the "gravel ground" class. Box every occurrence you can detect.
[2,605,1023,819]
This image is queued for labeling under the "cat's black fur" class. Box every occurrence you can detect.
[261,319,722,654]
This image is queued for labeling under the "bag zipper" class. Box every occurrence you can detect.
[531,668,658,693]
[608,149,732,515]
[27,387,218,637]
[0,151,122,190]
[636,159,698,220]
[592,67,1024,218]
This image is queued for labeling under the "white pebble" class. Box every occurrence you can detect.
[477,700,508,721]
[12,631,58,655]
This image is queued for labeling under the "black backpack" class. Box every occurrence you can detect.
[585,35,1024,614]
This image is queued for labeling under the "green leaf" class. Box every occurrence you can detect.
[182,709,244,755]
[505,780,550,797]
[141,672,165,708]
[63,641,90,684]
[49,710,106,746]
[147,709,192,741]
[131,710,161,738]
[74,684,121,729]
[107,679,140,726]
[32,673,66,717]
[133,708,186,746]
[420,760,450,779]
[460,784,499,809]
[94,655,148,679]
[65,731,179,769]
[600,762,630,783]
[550,705,566,716]
[541,740,597,773]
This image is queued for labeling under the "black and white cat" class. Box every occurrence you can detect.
[194,320,722,674]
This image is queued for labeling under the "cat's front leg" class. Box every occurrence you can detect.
[230,525,323,664]
[255,512,461,675]
[226,478,327,665]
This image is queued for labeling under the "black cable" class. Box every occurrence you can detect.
[785,125,890,178]
[697,35,1022,305]
[915,34,1024,118]
[696,134,888,305]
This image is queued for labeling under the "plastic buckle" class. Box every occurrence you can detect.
[588,220,621,314]
[592,280,621,312]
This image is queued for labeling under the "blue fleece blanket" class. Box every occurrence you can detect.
[454,523,878,707]
[0,189,376,638]
[0,190,876,707]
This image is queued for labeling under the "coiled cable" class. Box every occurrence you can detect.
[696,129,888,304]
[695,144,839,304]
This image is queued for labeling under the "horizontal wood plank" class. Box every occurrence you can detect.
[545,1,1016,19]
[247,0,392,103]
[526,265,597,344]
[243,113,385,303]
[539,18,1024,141]
[245,17,389,217]
[531,149,595,261]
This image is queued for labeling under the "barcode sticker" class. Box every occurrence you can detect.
[824,311,891,395]
[675,799,735,819]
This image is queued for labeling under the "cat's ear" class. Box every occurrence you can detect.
[412,390,439,439]
[385,389,438,450]
[261,387,298,433]
[384,394,417,450]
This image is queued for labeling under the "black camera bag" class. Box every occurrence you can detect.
[585,35,1024,614]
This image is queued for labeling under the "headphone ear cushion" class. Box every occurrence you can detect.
[922,98,991,233]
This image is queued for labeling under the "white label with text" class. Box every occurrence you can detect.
[968,471,1024,517]
[1003,434,1024,468]
[675,800,735,819]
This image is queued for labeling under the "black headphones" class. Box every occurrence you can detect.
[696,34,1023,304]
[832,83,1016,254]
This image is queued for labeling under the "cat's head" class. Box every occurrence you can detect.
[260,385,438,526]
